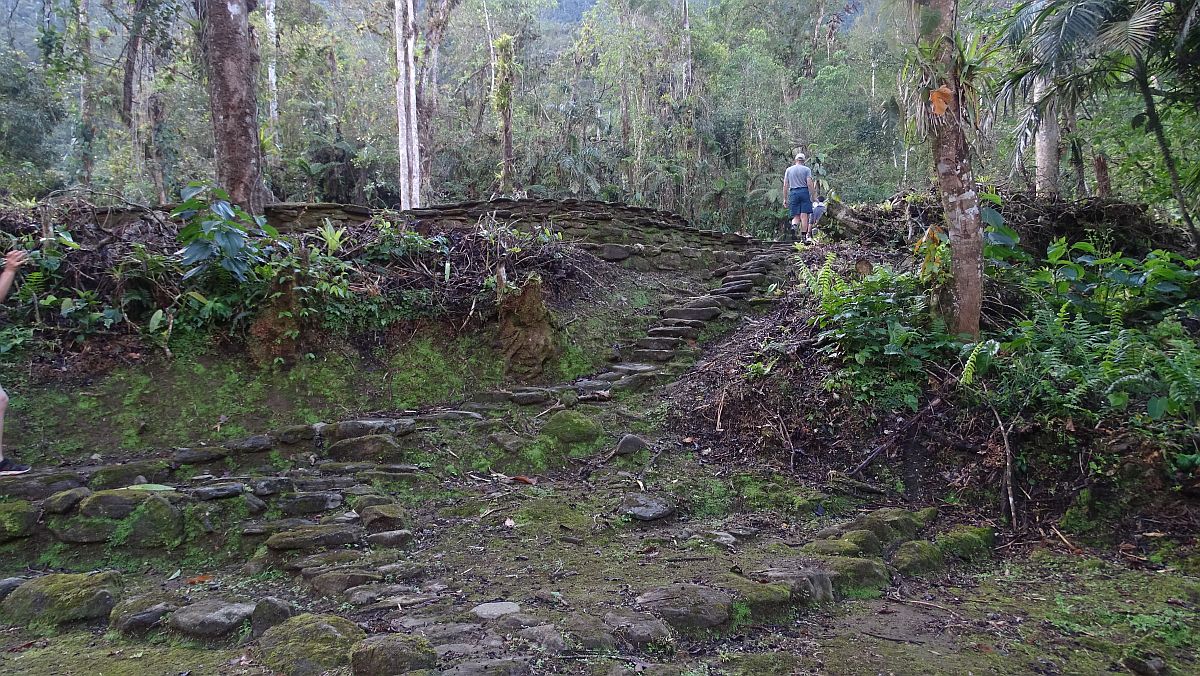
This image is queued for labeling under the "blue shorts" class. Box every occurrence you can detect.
[788,187,813,216]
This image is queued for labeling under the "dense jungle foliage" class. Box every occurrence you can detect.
[0,0,1196,234]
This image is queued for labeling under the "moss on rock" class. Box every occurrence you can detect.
[840,529,883,556]
[0,571,123,627]
[935,525,995,561]
[715,573,793,624]
[0,500,39,542]
[541,410,602,444]
[814,556,890,594]
[350,634,437,675]
[891,541,945,575]
[258,613,366,676]
[800,539,863,557]
[89,461,171,490]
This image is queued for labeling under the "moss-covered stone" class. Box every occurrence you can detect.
[326,434,404,462]
[914,506,939,526]
[891,540,945,575]
[541,410,602,444]
[120,495,184,548]
[0,500,39,542]
[89,460,171,490]
[840,529,883,556]
[43,487,92,514]
[109,592,179,636]
[350,634,437,675]
[0,571,123,627]
[46,513,118,543]
[814,556,890,594]
[935,525,995,561]
[360,503,409,533]
[78,489,154,519]
[715,573,793,624]
[800,539,863,557]
[258,613,366,676]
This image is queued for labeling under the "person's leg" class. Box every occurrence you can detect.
[0,384,7,463]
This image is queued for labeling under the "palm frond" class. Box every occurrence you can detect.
[1096,1,1163,58]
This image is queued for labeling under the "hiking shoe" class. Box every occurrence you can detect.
[0,458,30,475]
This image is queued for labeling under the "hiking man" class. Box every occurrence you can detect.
[0,249,30,475]
[782,153,817,242]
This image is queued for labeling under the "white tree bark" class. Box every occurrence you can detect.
[1033,77,1060,197]
[264,0,280,162]
[394,0,422,208]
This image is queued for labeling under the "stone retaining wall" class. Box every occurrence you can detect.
[83,198,761,271]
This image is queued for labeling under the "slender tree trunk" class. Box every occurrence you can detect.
[263,0,279,164]
[1063,102,1086,197]
[493,34,515,195]
[417,0,461,183]
[394,0,421,208]
[76,0,94,188]
[195,0,270,212]
[681,0,692,97]
[922,0,983,337]
[1093,153,1112,198]
[1134,59,1199,251]
[121,0,147,127]
[1033,77,1060,198]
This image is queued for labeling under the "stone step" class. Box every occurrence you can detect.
[663,307,720,322]
[659,318,707,329]
[723,273,766,285]
[636,337,683,351]
[632,349,676,362]
[647,326,699,339]
[611,363,659,374]
[683,296,724,310]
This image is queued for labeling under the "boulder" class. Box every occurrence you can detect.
[366,530,413,548]
[168,598,256,639]
[935,525,995,561]
[617,493,675,521]
[252,477,294,496]
[634,584,732,630]
[109,593,178,636]
[172,447,229,465]
[614,434,650,456]
[259,613,366,676]
[121,495,183,548]
[800,539,863,557]
[0,571,123,626]
[840,529,883,556]
[746,567,835,605]
[892,540,945,575]
[266,524,360,551]
[603,609,672,649]
[360,504,409,533]
[541,410,602,444]
[309,569,383,596]
[815,556,890,593]
[279,492,344,515]
[715,573,792,622]
[46,514,116,543]
[0,578,24,601]
[77,489,153,519]
[350,633,437,675]
[327,434,405,462]
[251,597,297,639]
[561,612,617,651]
[0,500,39,542]
[224,434,273,453]
[42,487,92,514]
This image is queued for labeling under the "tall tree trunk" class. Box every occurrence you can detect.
[121,0,147,127]
[1063,101,1086,197]
[1093,153,1112,198]
[1134,58,1199,252]
[922,0,983,337]
[195,0,270,212]
[681,0,692,96]
[394,0,421,208]
[1033,77,1060,198]
[263,0,279,165]
[417,0,461,182]
[493,33,515,195]
[76,0,94,188]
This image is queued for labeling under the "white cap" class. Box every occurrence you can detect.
[795,153,806,162]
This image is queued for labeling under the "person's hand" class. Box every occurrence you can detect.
[4,250,29,272]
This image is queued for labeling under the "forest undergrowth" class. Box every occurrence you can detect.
[670,196,1200,555]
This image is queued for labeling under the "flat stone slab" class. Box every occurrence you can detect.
[632,349,676,362]
[663,306,720,321]
[618,492,675,521]
[265,524,361,551]
[635,584,732,630]
[471,601,522,620]
[169,599,255,638]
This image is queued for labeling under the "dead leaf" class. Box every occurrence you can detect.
[184,574,213,585]
[503,517,515,529]
[930,85,952,115]
[511,475,538,485]
[682,436,695,443]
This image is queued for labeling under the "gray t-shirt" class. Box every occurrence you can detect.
[785,163,813,190]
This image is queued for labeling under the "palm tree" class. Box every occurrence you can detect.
[1003,0,1200,250]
